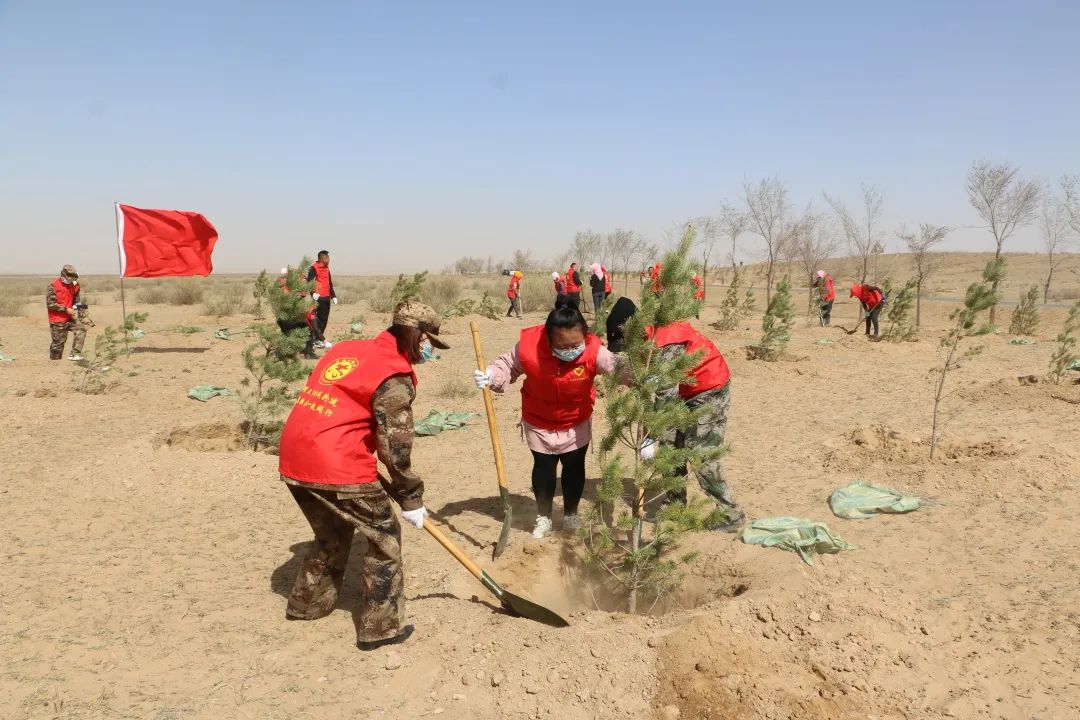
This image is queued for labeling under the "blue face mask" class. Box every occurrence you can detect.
[419,340,435,363]
[552,344,585,363]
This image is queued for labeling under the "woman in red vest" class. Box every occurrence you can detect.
[563,263,583,309]
[850,282,884,336]
[813,270,836,326]
[278,301,449,650]
[506,271,523,318]
[642,320,742,530]
[602,265,613,299]
[551,272,566,306]
[473,303,618,538]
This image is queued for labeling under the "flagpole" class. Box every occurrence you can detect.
[114,203,128,348]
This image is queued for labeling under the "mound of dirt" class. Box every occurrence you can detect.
[163,422,247,452]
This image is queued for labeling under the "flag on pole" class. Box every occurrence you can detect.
[116,203,219,278]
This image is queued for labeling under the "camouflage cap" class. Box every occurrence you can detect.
[392,301,449,348]
[61,264,79,278]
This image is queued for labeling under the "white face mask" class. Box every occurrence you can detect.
[419,340,435,362]
[552,344,585,363]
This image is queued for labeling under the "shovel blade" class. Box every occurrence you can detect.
[492,488,512,560]
[499,589,570,628]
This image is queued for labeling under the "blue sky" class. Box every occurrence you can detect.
[1,1,1078,274]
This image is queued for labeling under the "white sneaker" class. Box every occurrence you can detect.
[67,354,84,361]
[563,514,581,531]
[532,516,553,539]
[322,341,333,349]
[313,341,325,348]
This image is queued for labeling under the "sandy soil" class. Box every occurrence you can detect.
[1,275,1078,720]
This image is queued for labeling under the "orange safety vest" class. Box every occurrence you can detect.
[518,325,601,431]
[278,332,417,485]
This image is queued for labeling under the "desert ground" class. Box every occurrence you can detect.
[1,252,1078,720]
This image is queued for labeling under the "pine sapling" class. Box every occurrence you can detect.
[748,276,794,360]
[1008,285,1040,336]
[975,257,1006,335]
[251,270,272,319]
[73,312,148,394]
[930,280,997,458]
[711,266,752,331]
[586,225,726,614]
[884,279,918,342]
[1048,301,1080,384]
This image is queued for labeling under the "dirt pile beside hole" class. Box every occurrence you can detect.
[163,422,247,452]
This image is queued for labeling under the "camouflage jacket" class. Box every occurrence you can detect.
[45,281,81,314]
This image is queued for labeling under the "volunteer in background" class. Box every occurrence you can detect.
[278,301,449,650]
[691,272,705,318]
[850,282,884,337]
[649,262,665,294]
[473,303,617,538]
[564,263,583,309]
[551,272,566,307]
[589,262,606,315]
[602,265,613,301]
[45,265,88,361]
[506,270,523,318]
[307,250,337,345]
[813,270,836,326]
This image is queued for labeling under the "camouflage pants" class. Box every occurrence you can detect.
[285,484,404,644]
[669,383,742,520]
[49,321,86,359]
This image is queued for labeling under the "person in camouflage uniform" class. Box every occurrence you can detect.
[45,265,89,360]
[277,301,449,650]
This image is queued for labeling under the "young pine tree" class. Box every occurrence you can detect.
[884,279,918,342]
[586,225,726,614]
[251,270,272,319]
[1008,285,1040,336]
[711,266,752,331]
[748,276,794,360]
[1048,300,1080,384]
[930,279,998,459]
[73,312,148,394]
[977,257,1006,334]
[240,260,315,450]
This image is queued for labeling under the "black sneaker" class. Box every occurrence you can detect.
[357,625,414,651]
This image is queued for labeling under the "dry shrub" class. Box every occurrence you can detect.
[435,377,474,399]
[204,284,246,317]
[169,279,205,305]
[517,274,555,313]
[134,284,169,304]
[423,275,463,312]
[1048,284,1080,302]
[0,289,25,317]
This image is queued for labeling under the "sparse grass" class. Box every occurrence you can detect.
[435,377,474,399]
[0,289,25,316]
[423,275,463,312]
[204,284,246,317]
[134,284,169,304]
[169,279,205,306]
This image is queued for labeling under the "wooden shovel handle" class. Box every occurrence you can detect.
[470,322,510,494]
[423,518,484,581]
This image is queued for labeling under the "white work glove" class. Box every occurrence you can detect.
[474,368,494,389]
[332,297,338,305]
[401,506,427,529]
[312,292,320,301]
[323,341,334,349]
[639,438,657,460]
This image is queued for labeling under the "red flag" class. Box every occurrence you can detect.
[116,204,218,278]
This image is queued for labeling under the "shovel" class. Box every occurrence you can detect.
[469,321,512,559]
[423,519,569,628]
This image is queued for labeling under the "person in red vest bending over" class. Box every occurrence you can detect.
[850,282,884,337]
[649,262,665,294]
[563,263,583,310]
[45,264,88,361]
[306,250,337,346]
[506,270,523,318]
[602,265,613,300]
[473,302,618,539]
[278,301,450,651]
[642,319,743,532]
[813,270,836,326]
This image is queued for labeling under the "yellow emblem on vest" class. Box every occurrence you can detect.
[572,366,585,378]
[320,357,359,385]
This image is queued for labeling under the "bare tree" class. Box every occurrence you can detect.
[693,215,720,299]
[966,161,1040,325]
[1064,175,1080,235]
[743,177,789,306]
[898,223,950,328]
[824,183,884,283]
[510,249,536,272]
[716,203,748,276]
[793,211,839,316]
[607,228,648,294]
[571,230,603,268]
[1040,188,1073,304]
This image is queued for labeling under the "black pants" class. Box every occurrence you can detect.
[316,297,332,334]
[865,304,882,336]
[820,300,833,326]
[592,291,605,315]
[277,318,315,353]
[506,297,521,317]
[530,445,588,518]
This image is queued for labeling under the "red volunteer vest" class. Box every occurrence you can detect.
[692,275,705,300]
[822,276,836,302]
[507,278,519,300]
[647,322,730,399]
[518,325,601,431]
[311,262,332,296]
[564,268,581,293]
[48,278,77,323]
[278,331,417,485]
[603,269,612,294]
